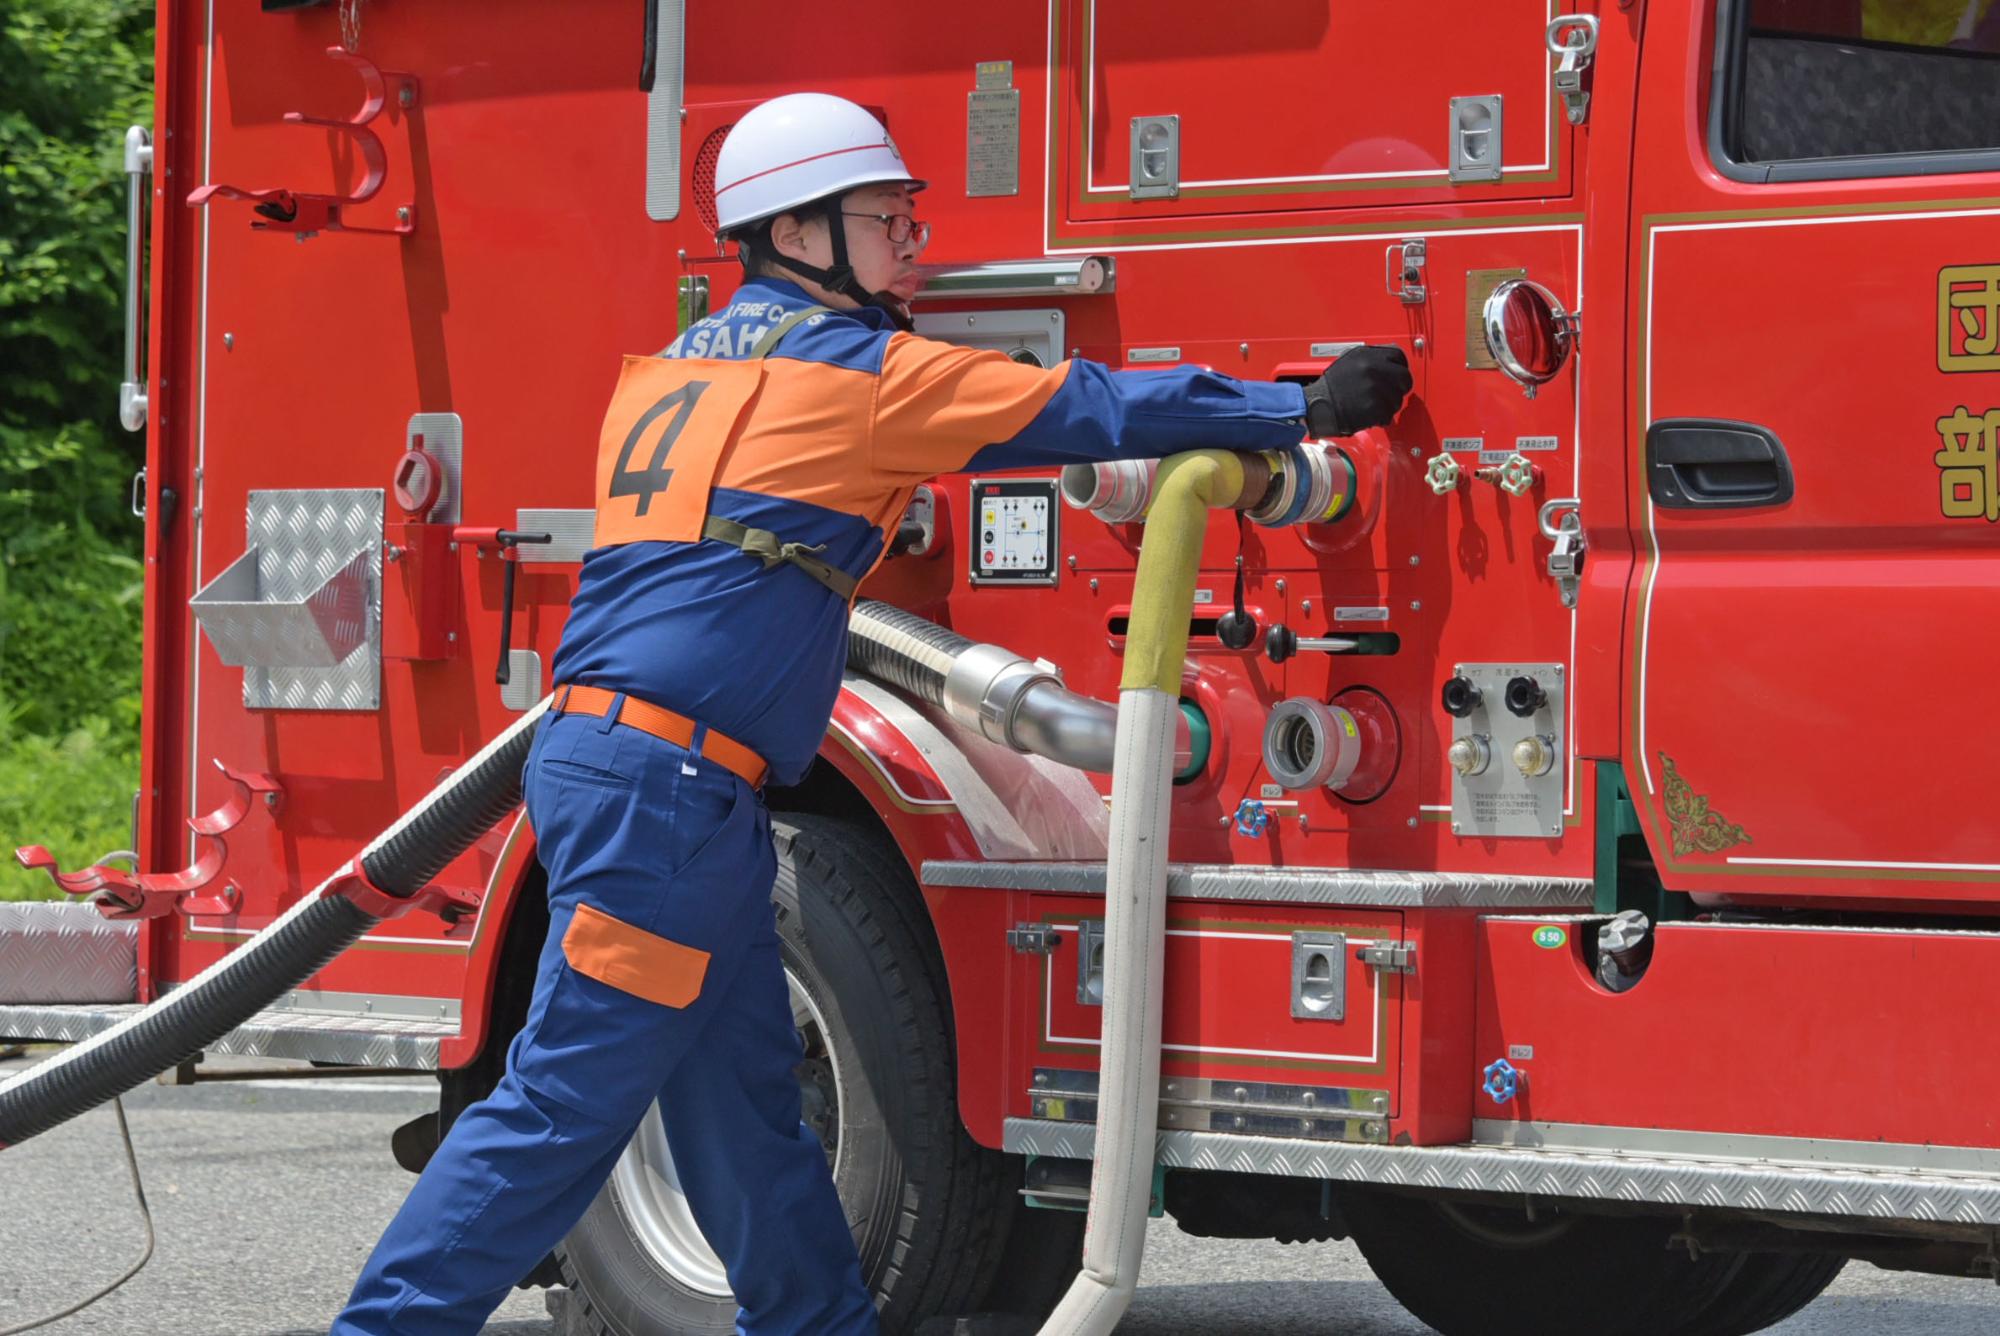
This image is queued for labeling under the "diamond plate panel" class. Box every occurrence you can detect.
[0,905,137,1004]
[0,1001,451,1069]
[242,489,384,710]
[1004,1118,2000,1225]
[923,860,1592,909]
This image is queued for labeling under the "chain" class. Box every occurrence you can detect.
[339,0,362,53]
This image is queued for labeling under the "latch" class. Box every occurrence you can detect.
[1538,498,1586,609]
[1548,14,1599,127]
[1384,239,1427,306]
[1007,923,1063,955]
[1357,941,1416,975]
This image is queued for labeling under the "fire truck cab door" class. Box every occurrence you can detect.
[1627,0,2000,906]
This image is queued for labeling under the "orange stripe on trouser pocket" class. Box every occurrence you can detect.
[562,902,711,1009]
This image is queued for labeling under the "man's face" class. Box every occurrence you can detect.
[773,184,926,306]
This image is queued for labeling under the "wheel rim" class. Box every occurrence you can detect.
[609,967,843,1297]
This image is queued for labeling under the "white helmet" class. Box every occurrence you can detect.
[713,93,926,237]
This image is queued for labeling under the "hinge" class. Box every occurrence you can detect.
[1007,923,1063,955]
[1358,941,1416,975]
[1548,15,1599,127]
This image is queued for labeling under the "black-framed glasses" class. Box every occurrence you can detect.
[842,211,932,250]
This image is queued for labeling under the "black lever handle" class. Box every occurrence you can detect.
[493,531,553,686]
[1647,419,1793,509]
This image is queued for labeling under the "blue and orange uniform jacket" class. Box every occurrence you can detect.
[552,276,1311,786]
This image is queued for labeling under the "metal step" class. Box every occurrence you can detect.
[1005,1116,2000,1226]
[0,1001,455,1070]
[0,902,138,1004]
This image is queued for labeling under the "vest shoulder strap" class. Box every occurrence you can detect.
[750,304,834,359]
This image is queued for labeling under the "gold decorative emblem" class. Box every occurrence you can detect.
[1659,753,1751,858]
[1935,406,2000,523]
[1939,264,2000,372]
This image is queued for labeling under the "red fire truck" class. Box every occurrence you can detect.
[5,1,2000,1333]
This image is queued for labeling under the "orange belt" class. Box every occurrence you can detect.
[551,685,768,789]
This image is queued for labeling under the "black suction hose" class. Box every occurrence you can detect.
[846,599,971,706]
[0,702,549,1149]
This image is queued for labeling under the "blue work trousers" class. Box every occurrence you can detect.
[333,705,877,1335]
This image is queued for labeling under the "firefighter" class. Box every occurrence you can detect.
[333,91,1411,1336]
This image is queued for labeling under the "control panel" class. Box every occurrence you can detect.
[969,478,1059,585]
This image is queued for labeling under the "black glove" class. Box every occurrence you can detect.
[1302,345,1412,437]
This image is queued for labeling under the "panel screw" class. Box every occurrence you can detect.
[1240,342,1250,358]
[1066,554,1077,571]
[447,632,456,643]
[397,207,411,225]
[1410,446,1423,458]
[1089,578,1099,592]
[398,83,415,109]
[1408,554,1420,566]
[1301,599,1312,615]
[1364,1121,1384,1139]
[1409,600,1422,612]
[1275,578,1287,594]
[222,332,234,350]
[1412,337,1426,353]
[1406,816,1418,828]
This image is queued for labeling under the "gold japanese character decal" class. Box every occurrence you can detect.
[1659,753,1751,858]
[1938,264,2000,372]
[1934,406,2000,523]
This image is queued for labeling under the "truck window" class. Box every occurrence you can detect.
[1713,0,2000,180]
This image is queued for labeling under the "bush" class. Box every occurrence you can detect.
[0,715,140,901]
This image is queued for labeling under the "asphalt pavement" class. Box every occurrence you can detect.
[2,1053,1998,1334]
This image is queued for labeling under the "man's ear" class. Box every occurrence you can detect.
[769,211,814,264]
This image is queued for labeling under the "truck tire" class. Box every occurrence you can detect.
[553,813,1038,1335]
[1339,1189,1742,1336]
[1690,1252,1844,1336]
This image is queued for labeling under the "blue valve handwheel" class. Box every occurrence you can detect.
[1482,1057,1520,1105]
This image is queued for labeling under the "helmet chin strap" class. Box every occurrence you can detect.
[745,196,913,332]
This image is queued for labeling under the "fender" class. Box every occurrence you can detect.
[438,807,539,1070]
[823,676,1110,1147]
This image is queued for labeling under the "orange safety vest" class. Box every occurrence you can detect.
[590,305,859,599]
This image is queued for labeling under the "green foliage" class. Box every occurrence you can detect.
[0,0,154,896]
[0,716,137,901]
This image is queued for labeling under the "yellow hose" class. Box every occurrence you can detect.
[1119,449,1248,695]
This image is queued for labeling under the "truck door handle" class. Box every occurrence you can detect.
[1646,419,1793,508]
